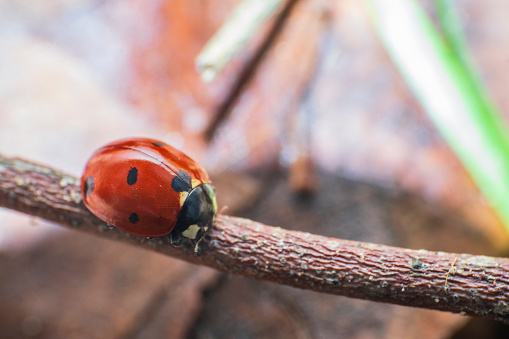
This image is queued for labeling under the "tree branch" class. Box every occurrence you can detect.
[1,154,509,322]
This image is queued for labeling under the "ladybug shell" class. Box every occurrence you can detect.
[81,138,211,237]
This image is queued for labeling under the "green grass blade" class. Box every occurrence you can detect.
[365,0,509,232]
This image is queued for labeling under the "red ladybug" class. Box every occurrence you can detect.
[80,137,217,246]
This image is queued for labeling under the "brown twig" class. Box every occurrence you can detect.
[1,154,509,322]
[204,0,300,141]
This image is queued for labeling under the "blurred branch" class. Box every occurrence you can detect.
[203,0,300,141]
[196,0,284,82]
[1,154,509,322]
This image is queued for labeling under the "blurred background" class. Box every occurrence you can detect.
[1,0,509,338]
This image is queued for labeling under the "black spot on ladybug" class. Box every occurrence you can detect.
[152,141,166,147]
[129,213,139,224]
[127,167,138,185]
[84,176,94,198]
[171,169,192,192]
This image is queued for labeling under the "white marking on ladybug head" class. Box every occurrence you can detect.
[182,224,200,239]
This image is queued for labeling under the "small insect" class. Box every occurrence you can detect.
[80,137,217,248]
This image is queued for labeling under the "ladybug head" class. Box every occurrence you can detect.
[173,183,217,244]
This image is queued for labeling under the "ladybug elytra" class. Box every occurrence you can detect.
[80,138,217,247]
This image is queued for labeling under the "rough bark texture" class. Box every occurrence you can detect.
[1,155,509,322]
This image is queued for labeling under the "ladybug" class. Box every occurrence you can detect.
[80,137,217,247]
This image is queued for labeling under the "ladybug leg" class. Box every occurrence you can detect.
[191,227,209,255]
[192,237,203,255]
[192,241,201,255]
[169,230,184,247]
